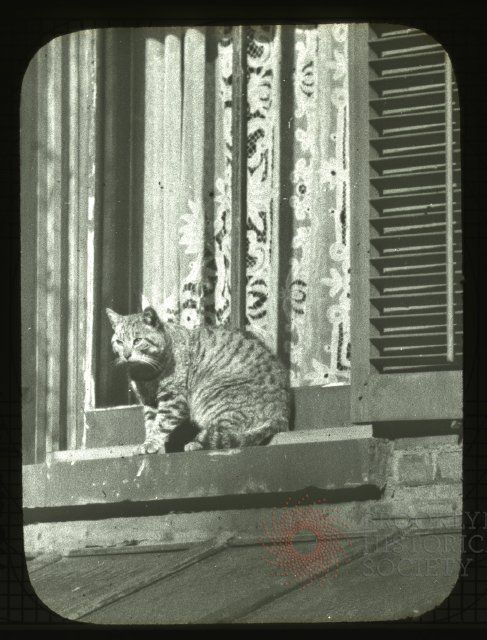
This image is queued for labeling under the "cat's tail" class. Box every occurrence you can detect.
[239,418,288,447]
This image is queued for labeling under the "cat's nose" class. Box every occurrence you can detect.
[123,348,132,360]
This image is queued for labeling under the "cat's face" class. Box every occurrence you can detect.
[106,307,167,380]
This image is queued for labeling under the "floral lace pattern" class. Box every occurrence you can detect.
[151,25,350,387]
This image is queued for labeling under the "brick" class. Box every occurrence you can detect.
[436,449,462,482]
[371,484,462,526]
[395,451,435,486]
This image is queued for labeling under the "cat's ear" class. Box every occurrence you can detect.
[106,308,121,329]
[142,306,161,328]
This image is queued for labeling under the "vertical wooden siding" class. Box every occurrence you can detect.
[21,32,101,461]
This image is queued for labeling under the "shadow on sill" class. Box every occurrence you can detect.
[23,484,384,525]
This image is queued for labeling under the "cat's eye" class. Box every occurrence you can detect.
[133,338,143,346]
[114,339,123,346]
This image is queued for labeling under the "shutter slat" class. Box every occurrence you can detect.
[370,50,445,76]
[369,32,444,58]
[370,111,446,136]
[371,272,460,293]
[371,331,462,348]
[370,310,462,332]
[371,249,461,273]
[370,71,446,97]
[370,91,446,116]
[371,151,446,174]
[371,170,449,193]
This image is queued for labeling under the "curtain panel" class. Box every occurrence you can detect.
[142,25,351,387]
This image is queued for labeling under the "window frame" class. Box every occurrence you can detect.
[22,26,355,465]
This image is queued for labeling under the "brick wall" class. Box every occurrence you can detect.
[371,434,462,528]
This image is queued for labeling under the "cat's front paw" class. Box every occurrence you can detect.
[135,440,166,455]
[184,441,204,452]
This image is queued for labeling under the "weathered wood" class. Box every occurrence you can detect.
[353,370,462,423]
[26,553,62,574]
[293,384,350,430]
[20,54,39,464]
[27,546,184,621]
[162,29,183,311]
[270,425,373,445]
[49,444,140,462]
[348,24,371,426]
[45,37,64,453]
[79,30,100,439]
[23,438,390,509]
[204,529,401,624]
[82,529,400,625]
[29,533,233,621]
[230,25,247,330]
[66,32,81,451]
[237,530,460,623]
[82,405,145,448]
[268,25,282,353]
[142,30,166,313]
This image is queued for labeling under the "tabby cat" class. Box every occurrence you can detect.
[106,307,290,453]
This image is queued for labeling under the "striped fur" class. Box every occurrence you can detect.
[106,307,290,453]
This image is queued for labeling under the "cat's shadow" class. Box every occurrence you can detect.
[164,420,200,453]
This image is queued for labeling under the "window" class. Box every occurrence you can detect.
[21,24,462,466]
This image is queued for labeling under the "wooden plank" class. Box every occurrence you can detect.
[79,30,100,441]
[268,25,282,353]
[293,385,351,430]
[207,529,401,623]
[45,36,63,453]
[20,54,39,464]
[230,25,247,330]
[27,546,186,621]
[270,425,373,445]
[66,32,80,450]
[23,438,390,509]
[24,501,374,557]
[354,370,462,423]
[162,29,183,313]
[238,530,460,622]
[180,27,206,324]
[83,405,145,448]
[34,46,49,463]
[275,25,296,366]
[348,24,372,426]
[48,444,140,462]
[84,529,400,625]
[26,553,62,574]
[142,30,166,313]
[33,533,233,621]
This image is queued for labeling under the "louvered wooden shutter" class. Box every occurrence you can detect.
[349,23,462,423]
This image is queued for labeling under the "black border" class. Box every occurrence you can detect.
[2,0,486,629]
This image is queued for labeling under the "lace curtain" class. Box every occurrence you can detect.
[142,25,351,388]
